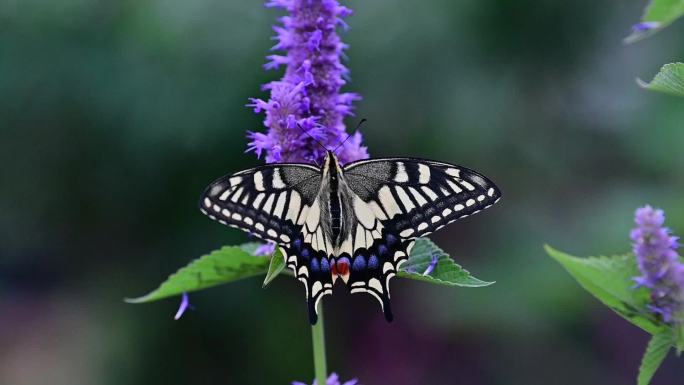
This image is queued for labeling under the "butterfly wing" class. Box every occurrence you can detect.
[200,163,322,244]
[200,163,333,323]
[341,158,501,320]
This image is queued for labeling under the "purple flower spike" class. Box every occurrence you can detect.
[292,372,359,385]
[174,292,191,320]
[248,0,368,165]
[423,253,439,276]
[631,205,684,324]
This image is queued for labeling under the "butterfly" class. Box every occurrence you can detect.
[200,150,501,324]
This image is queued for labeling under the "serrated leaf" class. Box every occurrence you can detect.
[638,330,673,385]
[624,0,684,43]
[545,245,661,335]
[637,62,684,96]
[398,238,494,287]
[263,248,286,288]
[126,244,270,303]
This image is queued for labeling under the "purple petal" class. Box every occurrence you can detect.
[174,292,190,320]
[423,253,439,276]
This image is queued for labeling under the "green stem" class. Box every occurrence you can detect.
[311,304,327,385]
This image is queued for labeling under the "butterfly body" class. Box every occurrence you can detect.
[200,151,501,324]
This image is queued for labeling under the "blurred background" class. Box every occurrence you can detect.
[2,0,684,384]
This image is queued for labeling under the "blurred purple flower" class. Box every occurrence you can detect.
[631,21,660,32]
[174,292,191,320]
[631,205,684,324]
[247,0,368,165]
[254,241,277,256]
[292,372,359,385]
[422,253,439,276]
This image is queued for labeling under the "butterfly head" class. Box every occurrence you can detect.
[323,150,342,176]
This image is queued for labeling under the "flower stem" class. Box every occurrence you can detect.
[311,304,327,385]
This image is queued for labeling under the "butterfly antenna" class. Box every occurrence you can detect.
[333,119,367,154]
[297,123,328,152]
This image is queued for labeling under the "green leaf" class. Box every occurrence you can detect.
[638,330,673,385]
[126,244,271,303]
[625,0,684,43]
[637,62,684,96]
[399,238,494,287]
[263,248,286,288]
[545,245,661,335]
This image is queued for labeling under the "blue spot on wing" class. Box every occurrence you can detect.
[352,255,367,272]
[368,254,379,270]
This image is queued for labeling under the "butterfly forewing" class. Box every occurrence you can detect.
[200,164,321,244]
[343,158,501,240]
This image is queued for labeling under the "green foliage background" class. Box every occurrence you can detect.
[1,0,684,384]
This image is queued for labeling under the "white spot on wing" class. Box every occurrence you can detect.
[230,187,244,203]
[369,278,383,294]
[408,187,428,206]
[312,281,322,296]
[353,196,376,229]
[253,171,265,191]
[460,180,476,191]
[378,186,401,218]
[394,162,409,183]
[431,215,440,223]
[368,200,387,220]
[417,222,428,231]
[305,199,320,232]
[252,193,265,209]
[400,228,414,237]
[383,262,394,274]
[418,164,431,184]
[446,180,462,194]
[395,186,415,212]
[262,194,275,214]
[455,204,465,211]
[272,169,285,189]
[219,189,232,201]
[466,199,475,207]
[354,225,365,250]
[421,186,438,201]
[285,191,301,222]
[488,188,495,197]
[204,198,212,208]
[273,192,287,218]
[442,208,452,216]
[445,168,460,177]
[229,176,242,186]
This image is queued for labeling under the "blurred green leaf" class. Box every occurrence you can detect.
[545,245,662,335]
[399,238,494,287]
[625,0,684,43]
[637,62,684,96]
[126,244,270,303]
[263,248,285,288]
[638,330,673,385]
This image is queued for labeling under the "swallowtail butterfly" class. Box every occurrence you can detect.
[200,151,501,324]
